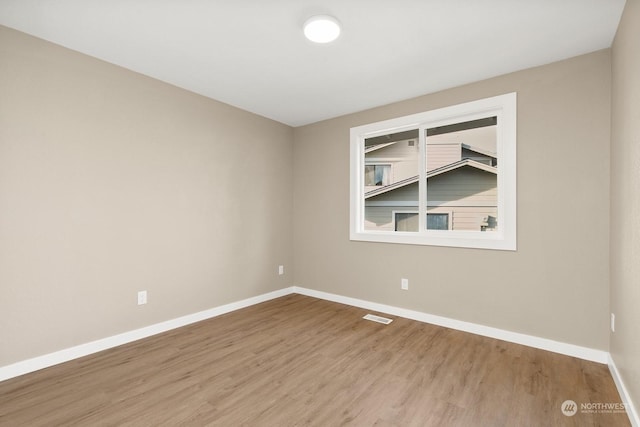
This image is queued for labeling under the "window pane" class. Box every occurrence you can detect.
[425,117,498,231]
[364,129,419,231]
[365,165,391,186]
[395,212,418,232]
[427,213,449,230]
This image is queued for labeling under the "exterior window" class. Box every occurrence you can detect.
[427,213,449,230]
[365,164,391,186]
[394,212,418,232]
[350,93,516,250]
[394,212,451,231]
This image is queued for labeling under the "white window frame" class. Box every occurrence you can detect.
[350,93,516,251]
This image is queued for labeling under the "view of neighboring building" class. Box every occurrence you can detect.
[364,121,498,232]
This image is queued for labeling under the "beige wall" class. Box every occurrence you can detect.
[0,26,294,366]
[611,0,640,414]
[0,18,624,385]
[293,49,611,351]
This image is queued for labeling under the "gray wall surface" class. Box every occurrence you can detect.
[293,49,612,351]
[610,0,640,416]
[0,26,294,366]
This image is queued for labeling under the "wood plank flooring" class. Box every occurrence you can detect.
[0,294,630,426]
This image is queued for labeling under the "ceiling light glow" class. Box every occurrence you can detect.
[303,15,341,43]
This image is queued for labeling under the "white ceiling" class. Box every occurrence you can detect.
[0,0,626,127]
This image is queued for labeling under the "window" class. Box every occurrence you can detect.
[394,212,450,231]
[365,164,391,186]
[427,213,449,230]
[350,93,516,250]
[394,211,418,232]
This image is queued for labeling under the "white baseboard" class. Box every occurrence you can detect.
[293,286,609,364]
[0,287,295,382]
[609,354,640,427]
[2,285,633,425]
[0,285,612,383]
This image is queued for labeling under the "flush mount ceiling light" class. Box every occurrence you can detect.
[303,15,341,43]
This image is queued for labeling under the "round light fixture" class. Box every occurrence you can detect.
[303,15,341,43]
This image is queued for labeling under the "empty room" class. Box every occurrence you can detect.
[0,1,638,426]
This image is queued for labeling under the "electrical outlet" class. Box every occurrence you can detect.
[401,278,409,290]
[278,265,284,275]
[137,290,147,305]
[611,313,615,332]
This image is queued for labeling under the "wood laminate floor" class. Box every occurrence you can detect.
[0,294,630,426]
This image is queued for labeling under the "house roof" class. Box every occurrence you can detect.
[428,158,497,177]
[364,142,399,153]
[365,141,496,158]
[365,159,497,199]
[461,144,496,159]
